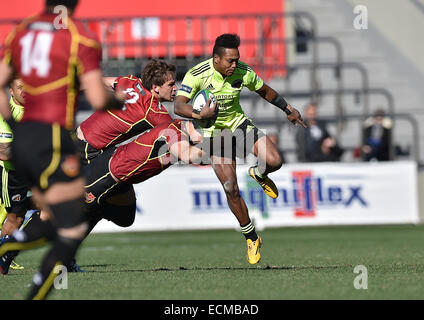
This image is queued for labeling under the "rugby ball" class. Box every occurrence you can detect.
[192,89,218,128]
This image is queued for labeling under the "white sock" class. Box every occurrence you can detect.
[254,166,265,179]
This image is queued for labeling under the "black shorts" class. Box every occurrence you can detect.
[0,166,30,215]
[197,119,265,161]
[11,122,83,191]
[90,201,136,228]
[74,136,103,166]
[84,147,133,212]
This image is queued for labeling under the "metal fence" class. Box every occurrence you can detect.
[0,11,420,165]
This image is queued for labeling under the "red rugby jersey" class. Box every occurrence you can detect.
[80,75,172,150]
[109,119,187,184]
[0,13,101,130]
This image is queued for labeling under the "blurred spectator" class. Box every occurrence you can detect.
[296,103,344,162]
[362,109,392,161]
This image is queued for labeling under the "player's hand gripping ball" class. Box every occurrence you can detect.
[192,90,218,128]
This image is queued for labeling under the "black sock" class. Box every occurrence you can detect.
[87,210,103,235]
[240,221,258,241]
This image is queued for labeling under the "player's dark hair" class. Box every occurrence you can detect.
[213,33,240,57]
[45,0,79,9]
[141,59,176,91]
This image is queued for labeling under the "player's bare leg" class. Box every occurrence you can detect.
[211,156,262,264]
[249,135,283,199]
[252,135,283,175]
[212,157,249,224]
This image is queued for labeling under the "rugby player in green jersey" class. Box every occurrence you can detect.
[175,34,306,264]
[0,79,26,270]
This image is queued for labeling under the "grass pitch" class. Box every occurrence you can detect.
[1,224,424,300]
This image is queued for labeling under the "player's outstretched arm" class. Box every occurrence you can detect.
[0,62,14,121]
[169,140,204,164]
[175,95,216,120]
[256,83,307,128]
[80,70,124,111]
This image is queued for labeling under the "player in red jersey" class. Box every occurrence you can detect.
[0,0,124,300]
[84,118,202,209]
[76,59,177,163]
[74,120,204,247]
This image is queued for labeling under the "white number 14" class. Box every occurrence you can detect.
[20,31,54,78]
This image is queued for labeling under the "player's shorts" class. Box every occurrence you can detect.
[11,122,83,191]
[197,119,265,161]
[84,147,133,212]
[0,166,30,215]
[89,200,136,228]
[74,136,103,166]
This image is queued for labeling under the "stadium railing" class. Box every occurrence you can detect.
[253,113,419,165]
[1,11,420,165]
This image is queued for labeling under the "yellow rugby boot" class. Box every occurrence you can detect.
[10,260,24,270]
[247,236,262,265]
[248,166,279,199]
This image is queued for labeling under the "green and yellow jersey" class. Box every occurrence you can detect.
[0,97,24,170]
[177,58,264,138]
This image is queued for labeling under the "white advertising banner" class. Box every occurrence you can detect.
[92,161,419,233]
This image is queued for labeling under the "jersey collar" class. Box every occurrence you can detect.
[210,58,227,81]
[9,97,23,110]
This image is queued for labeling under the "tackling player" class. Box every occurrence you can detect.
[76,59,177,163]
[72,59,176,269]
[83,119,204,232]
[0,0,124,300]
[175,34,306,264]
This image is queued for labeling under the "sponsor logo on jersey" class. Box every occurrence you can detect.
[180,84,192,94]
[205,83,215,91]
[136,83,146,96]
[85,192,96,204]
[61,155,80,177]
[11,194,21,202]
[0,132,13,139]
